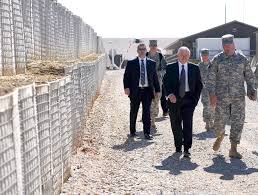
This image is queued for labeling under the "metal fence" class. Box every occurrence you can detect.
[0,0,105,76]
[0,54,108,195]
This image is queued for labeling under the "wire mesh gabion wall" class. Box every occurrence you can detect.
[1,0,107,194]
[0,0,105,76]
[0,54,108,195]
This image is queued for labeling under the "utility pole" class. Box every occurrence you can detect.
[225,3,227,24]
[242,0,245,23]
[108,41,114,69]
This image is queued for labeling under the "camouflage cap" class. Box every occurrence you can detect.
[200,48,209,56]
[222,34,234,45]
[149,40,158,46]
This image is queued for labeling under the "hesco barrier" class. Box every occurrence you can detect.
[0,55,107,195]
[0,0,105,76]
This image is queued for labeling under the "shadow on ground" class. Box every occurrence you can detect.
[112,132,155,152]
[193,130,216,140]
[155,153,199,175]
[204,154,258,180]
[155,116,169,122]
[138,116,169,123]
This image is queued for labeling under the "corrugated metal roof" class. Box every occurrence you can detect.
[165,20,258,50]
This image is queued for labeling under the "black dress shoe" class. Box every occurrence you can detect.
[176,148,182,153]
[129,132,138,137]
[183,151,191,158]
[144,134,153,140]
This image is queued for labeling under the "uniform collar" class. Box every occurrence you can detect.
[148,51,158,57]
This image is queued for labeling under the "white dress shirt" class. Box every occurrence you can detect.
[138,57,149,87]
[178,61,190,92]
[167,61,190,99]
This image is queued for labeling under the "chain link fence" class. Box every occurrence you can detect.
[0,54,108,195]
[0,0,105,76]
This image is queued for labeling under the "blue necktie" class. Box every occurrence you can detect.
[140,59,145,86]
[179,65,186,98]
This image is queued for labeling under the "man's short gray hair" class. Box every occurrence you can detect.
[177,46,191,55]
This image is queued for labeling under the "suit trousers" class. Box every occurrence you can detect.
[168,92,196,151]
[130,88,152,135]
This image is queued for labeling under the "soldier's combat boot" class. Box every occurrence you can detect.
[213,132,225,151]
[209,121,214,130]
[205,121,214,131]
[229,143,242,159]
[205,122,209,131]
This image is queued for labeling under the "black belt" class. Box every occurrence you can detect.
[139,87,148,90]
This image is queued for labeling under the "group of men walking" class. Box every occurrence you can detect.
[123,34,257,159]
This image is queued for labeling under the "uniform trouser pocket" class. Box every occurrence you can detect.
[214,97,245,144]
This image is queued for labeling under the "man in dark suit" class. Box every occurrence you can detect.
[163,46,203,157]
[123,43,160,140]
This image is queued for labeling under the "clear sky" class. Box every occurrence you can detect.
[59,0,258,38]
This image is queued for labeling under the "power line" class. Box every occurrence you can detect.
[225,3,227,24]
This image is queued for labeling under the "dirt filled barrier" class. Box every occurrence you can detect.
[0,0,105,76]
[0,54,107,195]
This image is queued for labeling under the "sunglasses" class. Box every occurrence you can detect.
[138,48,146,51]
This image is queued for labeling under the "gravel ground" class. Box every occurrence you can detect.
[61,70,258,195]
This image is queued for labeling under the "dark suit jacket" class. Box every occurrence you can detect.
[163,62,203,106]
[123,57,160,99]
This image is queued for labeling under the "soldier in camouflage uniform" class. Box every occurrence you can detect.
[147,40,167,130]
[255,63,258,88]
[198,48,214,131]
[207,34,257,159]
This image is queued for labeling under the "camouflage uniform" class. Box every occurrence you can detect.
[148,51,167,128]
[207,51,256,144]
[198,61,215,127]
[254,64,258,89]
